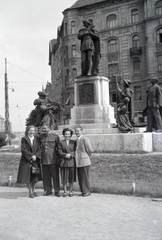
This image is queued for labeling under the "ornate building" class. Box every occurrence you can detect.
[48,0,162,126]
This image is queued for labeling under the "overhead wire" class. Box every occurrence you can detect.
[7,61,50,82]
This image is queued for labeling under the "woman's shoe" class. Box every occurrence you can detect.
[69,191,73,197]
[63,192,68,197]
[33,192,38,197]
[29,193,34,198]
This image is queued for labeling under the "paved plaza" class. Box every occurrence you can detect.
[0,187,162,240]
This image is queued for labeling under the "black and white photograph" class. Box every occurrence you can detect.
[0,0,162,239]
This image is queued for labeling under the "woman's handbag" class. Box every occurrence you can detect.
[31,166,40,175]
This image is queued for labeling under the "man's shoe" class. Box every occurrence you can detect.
[44,191,52,196]
[55,192,61,197]
[82,192,91,197]
[29,193,34,198]
[156,129,162,133]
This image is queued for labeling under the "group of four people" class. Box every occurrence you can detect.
[17,125,93,198]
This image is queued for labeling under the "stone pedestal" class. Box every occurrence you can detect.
[69,75,116,127]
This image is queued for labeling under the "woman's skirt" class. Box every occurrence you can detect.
[60,167,76,185]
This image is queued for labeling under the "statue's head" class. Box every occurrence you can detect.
[123,79,132,87]
[82,20,91,28]
[151,77,159,84]
[38,91,47,98]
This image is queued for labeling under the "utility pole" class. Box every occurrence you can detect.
[4,58,10,135]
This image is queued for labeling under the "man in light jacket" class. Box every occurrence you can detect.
[75,125,93,197]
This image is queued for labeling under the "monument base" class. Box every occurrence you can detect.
[69,75,116,127]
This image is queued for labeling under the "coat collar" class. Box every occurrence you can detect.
[24,136,33,147]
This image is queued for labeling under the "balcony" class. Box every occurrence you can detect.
[130,47,142,56]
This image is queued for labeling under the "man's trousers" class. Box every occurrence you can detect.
[42,164,60,193]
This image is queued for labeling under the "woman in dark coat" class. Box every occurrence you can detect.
[58,128,76,197]
[17,125,42,198]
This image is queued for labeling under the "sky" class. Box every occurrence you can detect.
[0,0,76,132]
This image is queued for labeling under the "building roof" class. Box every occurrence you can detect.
[70,0,106,9]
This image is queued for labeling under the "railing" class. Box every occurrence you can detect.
[130,47,142,56]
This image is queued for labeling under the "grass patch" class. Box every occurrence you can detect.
[1,152,162,197]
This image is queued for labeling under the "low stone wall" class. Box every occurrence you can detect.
[1,152,162,197]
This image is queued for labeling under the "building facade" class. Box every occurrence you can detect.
[48,0,162,126]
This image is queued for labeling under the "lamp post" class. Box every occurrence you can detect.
[4,58,10,135]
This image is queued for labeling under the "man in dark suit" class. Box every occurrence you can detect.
[147,77,162,132]
[75,125,93,197]
[40,125,61,197]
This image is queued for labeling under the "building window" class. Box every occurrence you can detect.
[65,76,67,87]
[71,21,75,34]
[156,28,162,43]
[131,9,139,23]
[66,46,68,58]
[66,69,69,83]
[107,14,117,28]
[134,86,142,101]
[158,55,162,70]
[133,57,140,73]
[65,22,67,35]
[108,63,119,76]
[111,93,117,103]
[132,35,140,48]
[72,68,77,80]
[107,39,118,53]
[71,45,76,57]
[156,1,162,15]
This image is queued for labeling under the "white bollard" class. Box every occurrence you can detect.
[132,182,136,195]
[8,176,12,187]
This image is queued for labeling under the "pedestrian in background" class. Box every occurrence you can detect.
[75,125,93,197]
[17,125,42,198]
[58,128,76,197]
[40,125,61,197]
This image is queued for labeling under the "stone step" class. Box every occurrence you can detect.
[55,127,146,135]
[58,123,115,130]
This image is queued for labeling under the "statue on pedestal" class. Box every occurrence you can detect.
[116,79,134,133]
[78,20,101,76]
[26,91,65,130]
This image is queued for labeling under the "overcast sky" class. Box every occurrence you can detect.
[0,0,76,132]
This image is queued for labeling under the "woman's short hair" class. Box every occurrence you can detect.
[25,125,35,136]
[62,128,73,137]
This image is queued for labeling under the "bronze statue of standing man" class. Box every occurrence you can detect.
[78,20,100,76]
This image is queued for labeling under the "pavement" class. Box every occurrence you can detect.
[0,187,162,240]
